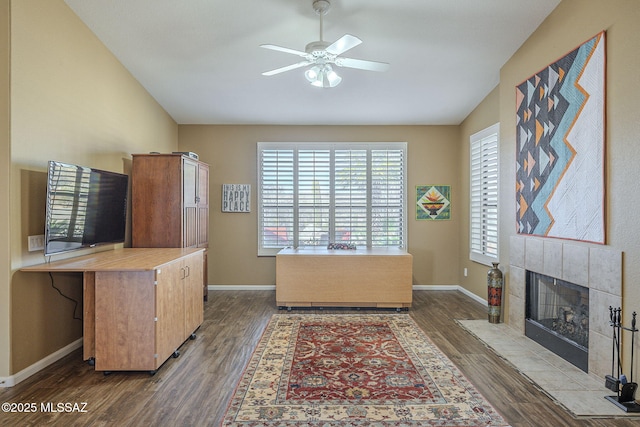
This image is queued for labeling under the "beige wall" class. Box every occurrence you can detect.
[0,0,11,381]
[179,125,461,287]
[6,0,178,375]
[496,0,640,330]
[458,87,500,301]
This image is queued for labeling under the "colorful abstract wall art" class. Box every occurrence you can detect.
[416,185,450,220]
[515,32,605,243]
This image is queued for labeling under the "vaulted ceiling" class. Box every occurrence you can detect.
[64,0,560,125]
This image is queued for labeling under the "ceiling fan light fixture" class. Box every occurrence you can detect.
[304,65,321,82]
[308,64,341,88]
[324,65,342,87]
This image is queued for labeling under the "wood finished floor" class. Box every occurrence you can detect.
[1,290,637,426]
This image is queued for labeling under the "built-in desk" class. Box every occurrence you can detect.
[22,248,205,373]
[276,247,413,309]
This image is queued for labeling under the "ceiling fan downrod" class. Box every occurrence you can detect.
[313,0,331,42]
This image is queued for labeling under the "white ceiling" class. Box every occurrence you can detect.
[64,0,560,125]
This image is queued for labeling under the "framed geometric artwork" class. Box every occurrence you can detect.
[515,31,605,243]
[416,185,451,220]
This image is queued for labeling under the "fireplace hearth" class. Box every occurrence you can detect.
[525,271,589,372]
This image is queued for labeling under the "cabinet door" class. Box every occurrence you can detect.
[184,252,204,336]
[182,158,198,248]
[132,155,183,248]
[94,271,156,371]
[155,262,186,367]
[196,163,209,248]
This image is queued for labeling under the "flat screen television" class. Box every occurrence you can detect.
[44,161,129,256]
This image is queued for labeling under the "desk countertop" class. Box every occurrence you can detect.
[21,247,205,272]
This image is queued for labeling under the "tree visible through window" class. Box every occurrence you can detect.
[258,142,407,255]
[470,124,500,265]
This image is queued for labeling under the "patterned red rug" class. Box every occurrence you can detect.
[221,314,509,426]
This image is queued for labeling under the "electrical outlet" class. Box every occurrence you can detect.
[28,234,45,251]
[464,268,468,277]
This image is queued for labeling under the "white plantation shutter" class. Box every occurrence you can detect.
[258,142,407,255]
[298,149,331,246]
[470,124,500,265]
[259,149,295,249]
[334,149,368,246]
[371,149,405,247]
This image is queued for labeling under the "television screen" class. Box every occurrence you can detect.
[44,161,129,256]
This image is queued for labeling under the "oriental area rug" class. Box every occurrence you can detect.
[221,314,509,426]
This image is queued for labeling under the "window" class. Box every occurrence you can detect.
[258,142,407,255]
[470,124,499,265]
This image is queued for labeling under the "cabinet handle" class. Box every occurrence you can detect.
[180,266,190,279]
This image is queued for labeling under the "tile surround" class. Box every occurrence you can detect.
[589,246,623,295]
[562,243,590,286]
[508,236,622,379]
[542,239,563,279]
[524,237,544,273]
[509,235,525,268]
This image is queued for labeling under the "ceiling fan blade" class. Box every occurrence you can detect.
[262,61,312,76]
[260,44,309,58]
[325,34,362,56]
[335,57,390,72]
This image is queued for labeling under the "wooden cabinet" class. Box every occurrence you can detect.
[132,154,209,300]
[22,248,205,373]
[93,251,204,372]
[276,248,413,309]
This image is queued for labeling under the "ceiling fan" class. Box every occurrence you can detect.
[260,0,389,88]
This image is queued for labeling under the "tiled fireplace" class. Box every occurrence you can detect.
[509,236,622,379]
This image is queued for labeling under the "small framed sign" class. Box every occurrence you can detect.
[222,184,251,213]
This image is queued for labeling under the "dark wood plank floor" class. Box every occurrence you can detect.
[0,290,637,426]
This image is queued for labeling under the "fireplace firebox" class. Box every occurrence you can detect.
[525,271,589,372]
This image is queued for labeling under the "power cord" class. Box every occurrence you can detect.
[48,272,82,321]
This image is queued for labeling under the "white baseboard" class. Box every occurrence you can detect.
[209,285,276,291]
[412,285,459,291]
[0,338,83,388]
[455,286,488,305]
[412,284,487,306]
[209,284,487,306]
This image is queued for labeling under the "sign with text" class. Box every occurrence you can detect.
[222,184,251,213]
